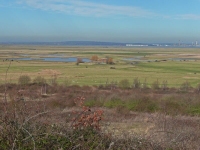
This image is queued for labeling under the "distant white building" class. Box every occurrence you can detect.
[126,44,148,47]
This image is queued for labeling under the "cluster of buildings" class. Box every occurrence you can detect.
[191,41,198,46]
[125,40,200,47]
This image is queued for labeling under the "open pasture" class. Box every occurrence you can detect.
[1,45,200,87]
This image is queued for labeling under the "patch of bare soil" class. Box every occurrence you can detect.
[178,53,200,58]
[38,69,61,76]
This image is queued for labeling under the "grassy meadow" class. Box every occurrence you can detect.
[1,45,200,87]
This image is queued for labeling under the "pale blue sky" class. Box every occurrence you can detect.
[1,0,200,43]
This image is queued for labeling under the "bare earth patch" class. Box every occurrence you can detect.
[38,69,61,76]
[178,53,200,58]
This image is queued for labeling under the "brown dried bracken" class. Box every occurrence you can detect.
[71,96,103,130]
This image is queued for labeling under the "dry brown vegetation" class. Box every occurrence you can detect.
[0,81,200,149]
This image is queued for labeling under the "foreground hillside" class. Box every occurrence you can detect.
[0,84,200,149]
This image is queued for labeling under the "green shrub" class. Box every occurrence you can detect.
[187,103,200,115]
[18,75,31,85]
[134,99,158,113]
[151,79,160,89]
[161,100,186,115]
[84,99,104,107]
[126,100,138,111]
[188,107,200,115]
[118,79,130,89]
[33,76,46,84]
[104,98,124,108]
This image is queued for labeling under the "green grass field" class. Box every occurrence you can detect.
[1,45,200,87]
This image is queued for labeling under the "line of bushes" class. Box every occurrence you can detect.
[15,75,200,91]
[2,75,200,117]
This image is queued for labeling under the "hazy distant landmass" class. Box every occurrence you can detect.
[0,41,126,46]
[0,41,199,48]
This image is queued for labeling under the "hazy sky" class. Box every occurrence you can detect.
[1,0,200,43]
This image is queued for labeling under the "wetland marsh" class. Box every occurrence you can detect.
[1,45,200,87]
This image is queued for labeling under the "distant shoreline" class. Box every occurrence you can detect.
[0,41,200,48]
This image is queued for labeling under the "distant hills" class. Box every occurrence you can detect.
[57,41,126,46]
[0,41,125,46]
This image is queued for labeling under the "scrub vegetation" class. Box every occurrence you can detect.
[0,45,200,149]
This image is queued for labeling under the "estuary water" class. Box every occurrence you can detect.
[13,57,91,62]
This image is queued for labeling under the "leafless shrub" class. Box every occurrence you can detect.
[196,83,200,92]
[151,79,160,90]
[33,76,46,85]
[76,57,83,65]
[141,78,148,89]
[180,80,191,91]
[49,74,58,85]
[18,75,31,85]
[133,77,141,89]
[161,80,168,90]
